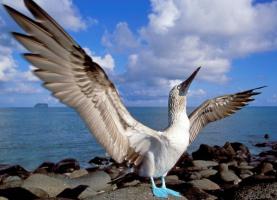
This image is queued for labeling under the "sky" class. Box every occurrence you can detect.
[0,0,277,107]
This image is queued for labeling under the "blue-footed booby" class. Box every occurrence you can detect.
[4,0,265,198]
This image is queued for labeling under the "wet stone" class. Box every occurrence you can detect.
[54,158,80,174]
[89,157,112,166]
[0,165,29,178]
[34,161,55,174]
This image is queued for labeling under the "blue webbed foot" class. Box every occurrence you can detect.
[163,187,182,197]
[152,187,168,198]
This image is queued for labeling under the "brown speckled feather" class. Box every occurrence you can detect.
[188,87,265,144]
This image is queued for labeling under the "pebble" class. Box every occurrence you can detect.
[189,178,220,191]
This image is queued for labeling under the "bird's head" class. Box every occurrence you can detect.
[168,67,201,110]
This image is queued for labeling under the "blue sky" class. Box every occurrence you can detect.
[0,0,276,107]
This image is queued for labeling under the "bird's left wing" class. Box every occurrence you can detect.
[4,0,159,165]
[188,87,265,144]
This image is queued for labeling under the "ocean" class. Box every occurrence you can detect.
[0,107,276,170]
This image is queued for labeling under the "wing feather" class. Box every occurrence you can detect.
[4,0,158,164]
[189,87,265,144]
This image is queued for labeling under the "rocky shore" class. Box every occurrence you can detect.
[0,141,276,200]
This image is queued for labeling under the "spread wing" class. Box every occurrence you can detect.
[189,87,265,144]
[4,0,159,164]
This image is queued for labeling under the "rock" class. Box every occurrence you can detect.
[105,166,120,179]
[24,187,49,198]
[68,170,112,192]
[232,182,277,200]
[34,161,55,174]
[54,158,80,174]
[181,185,217,200]
[260,162,274,175]
[219,163,241,184]
[199,169,217,178]
[0,187,38,200]
[240,174,251,179]
[175,153,193,168]
[189,179,220,191]
[192,142,250,162]
[189,172,202,180]
[89,183,188,200]
[0,165,29,178]
[166,175,179,182]
[237,162,254,170]
[57,185,88,199]
[223,142,236,157]
[259,150,277,157]
[2,176,21,183]
[227,160,238,167]
[68,169,88,178]
[192,160,218,169]
[186,166,204,172]
[255,142,267,147]
[230,142,251,161]
[22,174,70,197]
[78,187,98,199]
[0,176,23,189]
[122,180,140,187]
[0,197,8,200]
[192,144,215,160]
[89,157,112,166]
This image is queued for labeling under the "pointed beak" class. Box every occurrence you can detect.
[179,67,201,93]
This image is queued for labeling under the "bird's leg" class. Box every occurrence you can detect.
[150,177,168,198]
[161,175,182,197]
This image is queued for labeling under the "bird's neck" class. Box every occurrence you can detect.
[168,105,188,126]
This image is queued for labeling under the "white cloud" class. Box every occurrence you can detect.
[104,0,277,105]
[1,0,87,31]
[188,89,206,97]
[84,47,115,71]
[0,46,17,81]
[102,22,139,53]
[0,82,41,94]
[149,0,180,33]
[21,65,39,82]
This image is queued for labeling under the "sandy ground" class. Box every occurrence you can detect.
[89,184,188,200]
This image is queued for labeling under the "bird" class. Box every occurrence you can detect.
[4,0,265,198]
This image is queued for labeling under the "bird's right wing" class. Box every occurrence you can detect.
[4,0,160,165]
[188,87,265,144]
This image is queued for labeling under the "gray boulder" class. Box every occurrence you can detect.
[22,174,70,197]
[192,160,218,169]
[189,179,220,191]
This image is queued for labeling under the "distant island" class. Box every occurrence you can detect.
[34,103,49,108]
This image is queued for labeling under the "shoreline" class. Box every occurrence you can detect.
[0,141,276,200]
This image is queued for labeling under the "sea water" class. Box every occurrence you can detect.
[0,107,276,170]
